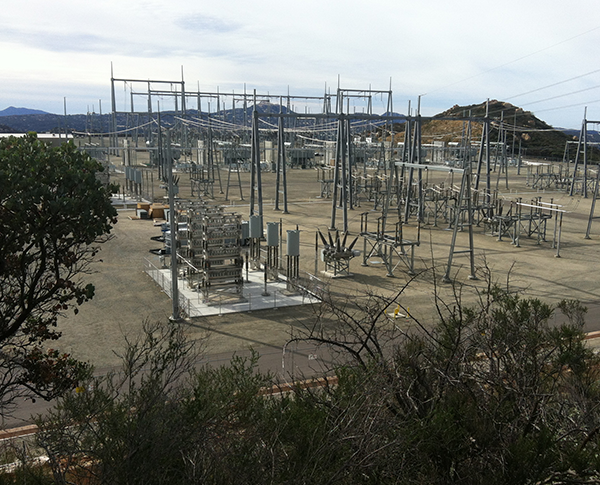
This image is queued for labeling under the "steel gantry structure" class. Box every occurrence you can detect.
[108,69,569,282]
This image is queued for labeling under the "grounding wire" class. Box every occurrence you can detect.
[178,114,341,135]
[534,98,600,113]
[505,68,600,101]
[420,25,600,97]
[517,84,600,108]
[181,114,336,133]
[72,119,155,137]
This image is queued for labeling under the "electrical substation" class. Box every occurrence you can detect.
[73,67,600,322]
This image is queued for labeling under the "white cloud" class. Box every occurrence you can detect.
[1,0,599,128]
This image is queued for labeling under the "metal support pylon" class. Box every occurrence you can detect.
[274,99,289,214]
[443,162,477,283]
[569,108,600,198]
[250,91,264,227]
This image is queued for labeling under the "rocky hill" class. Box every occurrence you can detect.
[422,100,574,159]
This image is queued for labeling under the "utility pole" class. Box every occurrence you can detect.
[110,62,117,157]
[63,97,67,140]
[166,129,181,322]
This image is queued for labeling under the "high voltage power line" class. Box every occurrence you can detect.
[506,68,600,101]
[519,84,600,107]
[421,25,600,98]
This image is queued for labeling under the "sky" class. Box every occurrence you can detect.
[2,0,600,129]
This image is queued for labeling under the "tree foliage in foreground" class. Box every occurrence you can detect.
[0,134,117,411]
[30,280,600,484]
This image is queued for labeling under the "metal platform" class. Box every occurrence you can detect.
[144,258,317,317]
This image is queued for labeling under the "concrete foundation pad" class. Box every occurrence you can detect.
[145,261,318,317]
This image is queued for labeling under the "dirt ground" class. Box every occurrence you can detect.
[55,155,600,369]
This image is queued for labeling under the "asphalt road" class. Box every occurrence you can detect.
[1,340,334,430]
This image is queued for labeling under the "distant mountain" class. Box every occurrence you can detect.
[0,106,50,117]
[381,112,406,124]
[0,102,405,134]
[0,113,75,134]
[561,128,600,143]
[0,101,593,160]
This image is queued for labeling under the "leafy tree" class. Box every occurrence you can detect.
[289,270,600,484]
[35,321,202,485]
[0,133,117,411]
[32,270,600,484]
[35,321,353,485]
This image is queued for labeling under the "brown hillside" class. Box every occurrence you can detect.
[388,100,571,159]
